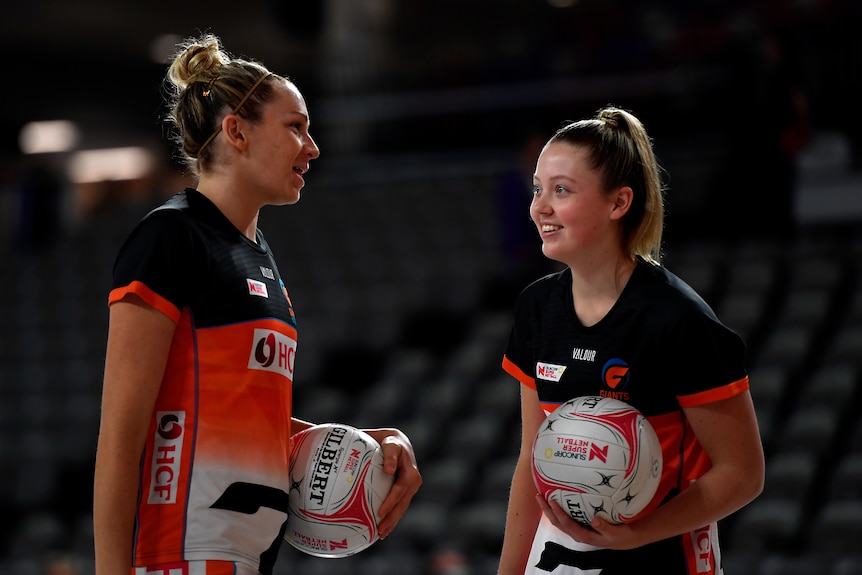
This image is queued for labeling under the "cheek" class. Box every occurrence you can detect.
[570,214,610,245]
[555,203,580,228]
[556,205,600,244]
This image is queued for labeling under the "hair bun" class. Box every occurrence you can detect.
[168,34,228,89]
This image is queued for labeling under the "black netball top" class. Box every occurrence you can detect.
[502,258,749,575]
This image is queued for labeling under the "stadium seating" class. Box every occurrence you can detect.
[1,151,861,575]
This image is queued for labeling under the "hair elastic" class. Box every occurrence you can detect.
[197,72,274,157]
[202,73,219,97]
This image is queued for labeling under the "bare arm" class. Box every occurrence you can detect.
[498,385,546,575]
[94,297,176,575]
[539,390,765,549]
[363,427,422,539]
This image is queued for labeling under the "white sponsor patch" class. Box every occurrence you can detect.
[536,362,566,382]
[249,328,297,380]
[247,278,269,298]
[148,411,185,504]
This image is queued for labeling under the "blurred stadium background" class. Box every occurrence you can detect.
[2,1,862,574]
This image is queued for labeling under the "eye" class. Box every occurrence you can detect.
[531,185,541,196]
[555,185,569,195]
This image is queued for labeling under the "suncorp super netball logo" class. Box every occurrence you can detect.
[600,358,631,401]
[148,411,185,504]
[249,328,297,380]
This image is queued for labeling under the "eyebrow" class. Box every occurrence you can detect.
[290,111,311,126]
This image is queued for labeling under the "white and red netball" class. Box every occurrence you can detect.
[286,423,394,557]
[532,396,662,527]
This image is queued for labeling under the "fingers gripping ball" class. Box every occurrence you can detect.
[532,396,663,527]
[286,423,394,557]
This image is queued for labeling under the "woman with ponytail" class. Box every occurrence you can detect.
[498,106,764,575]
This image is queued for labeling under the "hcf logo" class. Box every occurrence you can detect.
[602,358,630,390]
[149,411,185,504]
[249,329,296,380]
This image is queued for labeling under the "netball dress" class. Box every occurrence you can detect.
[502,258,749,575]
[109,189,297,575]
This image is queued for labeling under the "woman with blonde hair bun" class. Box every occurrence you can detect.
[93,33,422,575]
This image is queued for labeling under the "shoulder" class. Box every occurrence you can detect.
[512,269,569,314]
[627,260,744,343]
[140,189,199,226]
[131,188,230,243]
[510,270,572,331]
[122,193,189,245]
[518,268,569,301]
[634,259,718,321]
[114,191,202,265]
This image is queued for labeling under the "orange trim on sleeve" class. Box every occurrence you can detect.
[502,355,536,390]
[677,375,749,408]
[108,280,182,324]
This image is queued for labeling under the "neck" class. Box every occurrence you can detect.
[568,253,636,327]
[196,173,259,241]
[569,250,636,295]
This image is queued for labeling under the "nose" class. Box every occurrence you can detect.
[306,134,321,160]
[530,193,550,216]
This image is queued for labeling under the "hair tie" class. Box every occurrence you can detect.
[202,74,220,97]
[601,114,618,128]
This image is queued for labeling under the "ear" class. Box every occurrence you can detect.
[221,114,249,152]
[609,186,633,220]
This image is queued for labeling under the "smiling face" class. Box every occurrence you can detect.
[530,142,627,267]
[241,81,320,206]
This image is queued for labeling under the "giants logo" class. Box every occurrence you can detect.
[249,329,297,380]
[602,358,630,389]
[148,411,185,504]
[600,358,631,401]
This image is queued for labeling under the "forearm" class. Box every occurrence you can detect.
[498,458,541,575]
[93,435,142,575]
[626,462,762,546]
[622,394,767,547]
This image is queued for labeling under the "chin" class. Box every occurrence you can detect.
[278,188,302,205]
[541,245,560,260]
[541,247,568,267]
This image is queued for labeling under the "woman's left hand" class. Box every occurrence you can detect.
[536,495,644,550]
[365,428,422,539]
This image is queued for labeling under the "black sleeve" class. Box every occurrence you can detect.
[112,208,198,312]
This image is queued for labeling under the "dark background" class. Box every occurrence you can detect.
[1,1,861,574]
